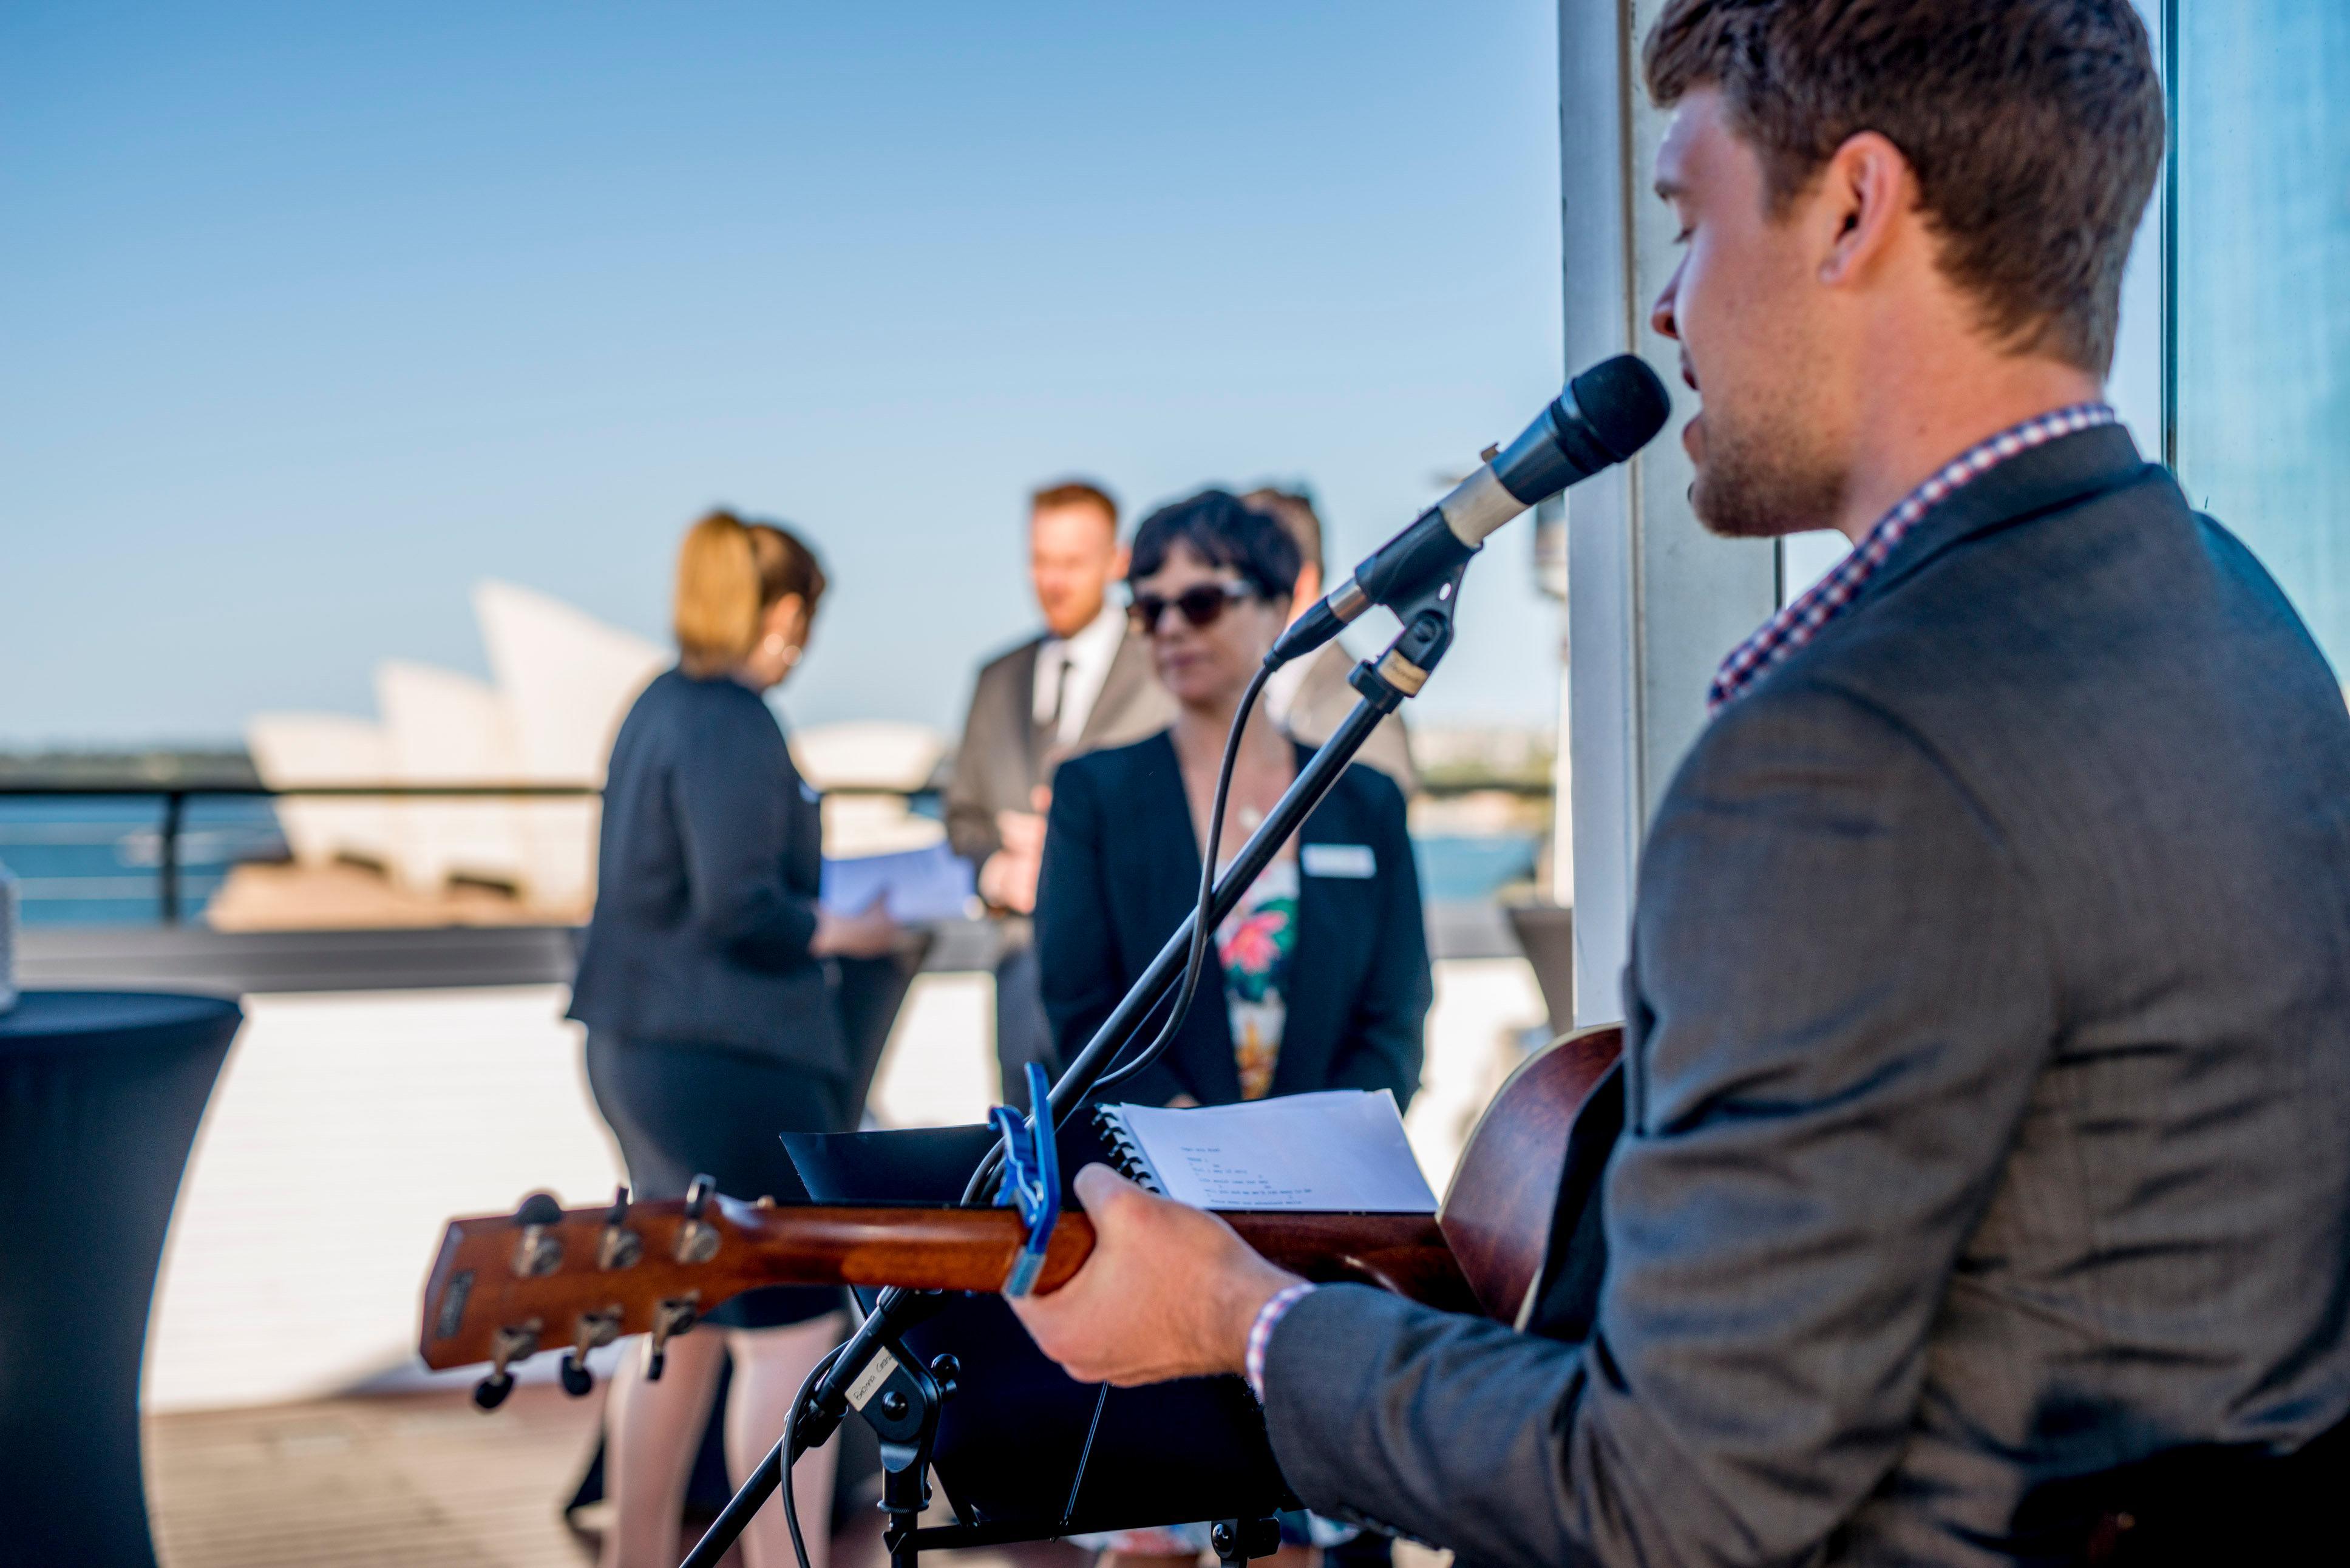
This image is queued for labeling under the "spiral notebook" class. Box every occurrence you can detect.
[1088,1088,1439,1212]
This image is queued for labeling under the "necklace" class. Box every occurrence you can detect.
[1238,805,1264,830]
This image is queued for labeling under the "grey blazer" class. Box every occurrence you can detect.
[1261,426,2350,1565]
[945,626,1173,867]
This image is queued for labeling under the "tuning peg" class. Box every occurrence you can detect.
[472,1320,542,1414]
[561,1305,621,1398]
[673,1176,721,1264]
[511,1192,566,1278]
[643,1295,699,1382]
[598,1186,642,1271]
[516,1191,565,1227]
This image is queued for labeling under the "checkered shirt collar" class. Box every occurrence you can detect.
[1706,403,2120,714]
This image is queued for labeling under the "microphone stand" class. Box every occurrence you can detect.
[681,557,1470,1568]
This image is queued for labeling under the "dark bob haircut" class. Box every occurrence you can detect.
[1127,489,1302,603]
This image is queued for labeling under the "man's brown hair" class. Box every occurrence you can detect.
[1644,0,2163,373]
[1242,487,1324,578]
[1029,478,1119,531]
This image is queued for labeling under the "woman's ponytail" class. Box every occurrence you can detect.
[673,511,763,676]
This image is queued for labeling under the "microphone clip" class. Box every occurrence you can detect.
[1343,551,1467,714]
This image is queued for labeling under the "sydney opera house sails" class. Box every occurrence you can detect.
[243,583,951,917]
[474,582,667,911]
[243,713,403,877]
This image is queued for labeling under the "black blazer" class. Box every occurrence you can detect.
[1036,730,1431,1108]
[568,668,846,1076]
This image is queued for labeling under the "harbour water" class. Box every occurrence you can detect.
[0,797,285,926]
[0,796,1537,926]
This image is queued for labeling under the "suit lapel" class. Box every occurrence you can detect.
[1005,640,1048,789]
[1136,732,1243,1104]
[1080,631,1154,747]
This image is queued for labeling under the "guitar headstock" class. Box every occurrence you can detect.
[421,1178,762,1407]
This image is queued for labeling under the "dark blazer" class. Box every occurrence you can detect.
[1036,730,1431,1108]
[1283,643,1416,793]
[946,627,1172,867]
[1260,426,2350,1565]
[568,668,846,1077]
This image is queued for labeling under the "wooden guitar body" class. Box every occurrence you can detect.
[418,1025,1625,1377]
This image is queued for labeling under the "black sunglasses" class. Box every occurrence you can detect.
[1127,581,1257,634]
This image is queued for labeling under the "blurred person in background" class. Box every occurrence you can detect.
[568,511,897,1568]
[1241,487,1416,793]
[947,479,1172,1100]
[1034,489,1431,1568]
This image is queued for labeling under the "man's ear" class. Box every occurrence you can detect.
[1816,131,1912,287]
[1111,545,1131,580]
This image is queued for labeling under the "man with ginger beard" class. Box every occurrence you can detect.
[948,480,1172,1096]
[1010,3,2350,1564]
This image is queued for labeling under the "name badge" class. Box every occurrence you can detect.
[1302,843,1376,879]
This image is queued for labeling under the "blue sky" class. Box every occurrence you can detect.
[2,2,1571,747]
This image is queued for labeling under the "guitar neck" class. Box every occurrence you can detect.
[419,1193,1473,1373]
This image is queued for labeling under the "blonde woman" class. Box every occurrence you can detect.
[569,511,894,1568]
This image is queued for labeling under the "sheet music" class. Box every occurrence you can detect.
[1107,1089,1438,1212]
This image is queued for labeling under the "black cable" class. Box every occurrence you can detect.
[781,1344,843,1568]
[1091,661,1273,1098]
[747,662,1271,1568]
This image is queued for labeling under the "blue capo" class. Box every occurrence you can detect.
[989,1061,1061,1297]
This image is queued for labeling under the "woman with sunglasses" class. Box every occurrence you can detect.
[1035,488,1432,1566]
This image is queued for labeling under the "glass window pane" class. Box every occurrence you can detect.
[2173,2,2350,676]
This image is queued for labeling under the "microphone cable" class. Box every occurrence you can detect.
[782,1342,844,1568]
[1089,660,1273,1098]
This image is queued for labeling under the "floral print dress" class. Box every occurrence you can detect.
[1218,859,1299,1100]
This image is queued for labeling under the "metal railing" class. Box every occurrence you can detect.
[0,781,600,925]
[0,772,1549,925]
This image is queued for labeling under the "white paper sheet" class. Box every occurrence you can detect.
[820,841,976,924]
[1108,1088,1438,1212]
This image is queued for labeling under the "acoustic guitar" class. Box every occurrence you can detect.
[418,1025,1623,1394]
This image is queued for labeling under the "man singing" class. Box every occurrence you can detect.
[1013,2,2350,1563]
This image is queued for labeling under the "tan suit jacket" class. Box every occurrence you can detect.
[1282,643,1416,794]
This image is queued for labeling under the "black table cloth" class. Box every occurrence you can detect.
[0,989,243,1568]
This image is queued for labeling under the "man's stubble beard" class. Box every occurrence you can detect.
[1688,396,1849,541]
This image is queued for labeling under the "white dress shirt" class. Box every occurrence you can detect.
[1033,600,1127,747]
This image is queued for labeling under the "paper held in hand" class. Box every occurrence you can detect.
[1092,1089,1438,1213]
[820,841,976,924]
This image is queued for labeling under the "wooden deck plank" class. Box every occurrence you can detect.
[148,1383,600,1568]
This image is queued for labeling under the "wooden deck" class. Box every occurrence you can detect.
[148,1383,612,1568]
[144,1382,1096,1568]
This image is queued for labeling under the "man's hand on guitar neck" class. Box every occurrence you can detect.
[1010,1163,1303,1386]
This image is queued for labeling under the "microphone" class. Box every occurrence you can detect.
[1268,354,1670,669]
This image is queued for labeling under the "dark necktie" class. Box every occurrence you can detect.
[1045,653,1073,741]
